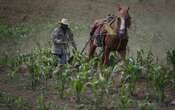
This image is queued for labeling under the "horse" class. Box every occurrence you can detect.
[88,5,131,65]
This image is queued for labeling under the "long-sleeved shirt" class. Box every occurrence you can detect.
[51,26,76,54]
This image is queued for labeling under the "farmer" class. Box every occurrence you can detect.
[51,18,77,65]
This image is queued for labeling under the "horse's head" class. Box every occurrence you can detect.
[116,5,131,35]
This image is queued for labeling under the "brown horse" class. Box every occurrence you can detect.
[89,5,131,65]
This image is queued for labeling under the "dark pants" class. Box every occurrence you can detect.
[55,51,68,65]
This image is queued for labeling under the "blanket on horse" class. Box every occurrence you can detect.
[90,15,128,51]
[90,15,120,46]
[90,15,116,47]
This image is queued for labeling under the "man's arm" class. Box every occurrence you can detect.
[68,29,77,50]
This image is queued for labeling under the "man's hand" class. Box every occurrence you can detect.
[55,39,62,44]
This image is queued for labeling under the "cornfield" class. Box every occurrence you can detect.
[0,48,175,110]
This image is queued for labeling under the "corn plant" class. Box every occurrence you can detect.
[71,51,88,66]
[119,83,134,110]
[138,100,156,110]
[27,61,41,89]
[16,48,56,90]
[32,48,56,88]
[136,49,145,66]
[123,58,142,94]
[100,66,113,82]
[37,49,57,89]
[14,96,32,110]
[0,91,32,110]
[2,47,57,90]
[0,91,14,107]
[136,50,154,66]
[72,61,91,102]
[89,77,103,109]
[98,66,114,97]
[36,95,51,110]
[136,50,154,79]
[149,65,169,103]
[0,53,9,66]
[89,72,112,109]
[3,54,24,78]
[54,64,72,98]
[2,50,34,78]
[72,74,87,103]
[109,52,119,67]
[167,49,175,70]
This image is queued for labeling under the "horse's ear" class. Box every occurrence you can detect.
[127,6,130,11]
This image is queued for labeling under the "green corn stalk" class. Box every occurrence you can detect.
[167,49,175,70]
[73,76,87,103]
[89,73,111,108]
[90,78,99,97]
[0,91,32,110]
[5,50,34,78]
[89,56,99,68]
[72,69,88,103]
[136,49,144,66]
[27,51,42,89]
[136,50,154,66]
[150,65,169,103]
[14,96,32,110]
[0,53,9,66]
[100,66,112,82]
[165,49,175,88]
[98,71,113,96]
[119,83,133,110]
[36,95,51,110]
[89,78,102,109]
[138,100,156,110]
[123,58,141,94]
[22,48,57,90]
[39,52,57,90]
[1,47,56,90]
[54,65,72,99]
[28,62,41,90]
[7,54,26,78]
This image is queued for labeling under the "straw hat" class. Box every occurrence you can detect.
[59,18,69,25]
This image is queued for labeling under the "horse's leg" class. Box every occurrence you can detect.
[114,51,121,62]
[119,50,126,61]
[118,39,128,61]
[103,47,110,65]
[89,40,97,58]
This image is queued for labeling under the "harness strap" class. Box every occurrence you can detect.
[104,23,116,36]
[109,17,116,26]
[103,16,119,37]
